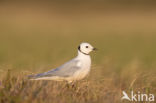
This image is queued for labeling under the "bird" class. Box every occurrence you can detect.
[29,42,97,83]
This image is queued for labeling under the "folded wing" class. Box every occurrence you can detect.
[31,60,81,79]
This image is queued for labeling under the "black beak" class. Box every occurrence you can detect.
[93,48,98,51]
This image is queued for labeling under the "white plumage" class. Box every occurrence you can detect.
[29,42,97,83]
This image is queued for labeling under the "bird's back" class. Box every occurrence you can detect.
[29,49,92,82]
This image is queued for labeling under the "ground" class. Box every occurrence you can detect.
[0,1,156,103]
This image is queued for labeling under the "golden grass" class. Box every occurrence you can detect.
[0,2,156,103]
[0,64,155,103]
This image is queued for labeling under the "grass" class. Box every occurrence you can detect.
[0,2,156,103]
[0,66,155,103]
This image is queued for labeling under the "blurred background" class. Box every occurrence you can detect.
[0,1,156,103]
[0,0,156,79]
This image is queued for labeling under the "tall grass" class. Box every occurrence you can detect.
[0,65,155,103]
[0,2,156,103]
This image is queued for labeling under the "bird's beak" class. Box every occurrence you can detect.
[93,48,98,51]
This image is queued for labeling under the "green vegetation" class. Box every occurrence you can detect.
[0,2,156,103]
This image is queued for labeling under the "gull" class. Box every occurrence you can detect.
[29,42,97,83]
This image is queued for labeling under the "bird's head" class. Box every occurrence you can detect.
[78,42,97,55]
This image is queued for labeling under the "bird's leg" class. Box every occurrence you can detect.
[66,81,76,89]
[71,82,75,88]
[71,81,78,89]
[65,80,72,88]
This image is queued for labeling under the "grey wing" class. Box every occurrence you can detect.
[33,60,81,78]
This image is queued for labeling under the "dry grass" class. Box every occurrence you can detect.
[0,1,156,103]
[0,63,155,103]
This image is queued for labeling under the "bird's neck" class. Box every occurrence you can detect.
[77,51,91,69]
[77,51,90,59]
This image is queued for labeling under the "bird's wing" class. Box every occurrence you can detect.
[33,59,81,78]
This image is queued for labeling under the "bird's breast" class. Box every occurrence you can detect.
[73,56,91,80]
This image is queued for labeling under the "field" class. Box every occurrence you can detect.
[0,1,156,103]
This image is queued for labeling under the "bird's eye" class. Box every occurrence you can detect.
[86,46,88,48]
